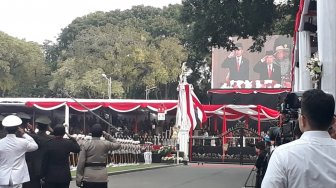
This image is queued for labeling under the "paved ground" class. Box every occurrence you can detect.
[70,163,254,188]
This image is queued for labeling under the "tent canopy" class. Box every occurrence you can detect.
[203,104,280,121]
[23,99,178,113]
[1,98,279,121]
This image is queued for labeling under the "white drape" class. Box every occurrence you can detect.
[318,0,336,101]
[176,83,191,160]
[298,31,312,91]
[294,67,300,92]
[65,105,70,133]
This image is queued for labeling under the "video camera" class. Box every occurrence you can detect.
[270,92,303,145]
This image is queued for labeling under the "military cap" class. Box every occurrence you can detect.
[2,115,22,127]
[16,112,31,120]
[35,115,51,125]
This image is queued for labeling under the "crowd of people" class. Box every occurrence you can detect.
[0,114,139,188]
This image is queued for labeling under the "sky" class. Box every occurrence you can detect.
[0,0,181,44]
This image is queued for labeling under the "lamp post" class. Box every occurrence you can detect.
[145,86,156,100]
[102,74,112,99]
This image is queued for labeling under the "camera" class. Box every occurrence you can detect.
[270,92,303,145]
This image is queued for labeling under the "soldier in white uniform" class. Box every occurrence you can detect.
[0,115,38,188]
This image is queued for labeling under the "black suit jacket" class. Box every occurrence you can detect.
[222,56,250,80]
[26,132,54,179]
[253,62,281,83]
[43,137,80,183]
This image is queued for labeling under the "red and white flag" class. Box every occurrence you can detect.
[176,83,206,130]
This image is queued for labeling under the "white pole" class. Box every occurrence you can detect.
[64,105,70,133]
[298,31,312,90]
[318,0,336,101]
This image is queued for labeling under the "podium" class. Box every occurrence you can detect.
[144,152,152,164]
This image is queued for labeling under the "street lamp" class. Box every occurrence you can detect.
[102,74,112,99]
[145,86,156,100]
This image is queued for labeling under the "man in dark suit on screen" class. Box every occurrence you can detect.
[253,50,281,83]
[221,43,250,81]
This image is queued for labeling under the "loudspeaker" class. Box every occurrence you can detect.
[310,35,318,47]
[304,17,317,32]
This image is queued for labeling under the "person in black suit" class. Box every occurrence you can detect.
[253,51,281,83]
[221,43,250,81]
[42,125,80,188]
[24,116,54,188]
[255,141,268,188]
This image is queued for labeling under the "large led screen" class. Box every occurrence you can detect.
[211,35,292,89]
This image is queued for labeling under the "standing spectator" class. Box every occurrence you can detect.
[255,141,268,188]
[23,116,54,188]
[76,124,121,188]
[0,115,38,188]
[262,89,336,188]
[42,125,80,188]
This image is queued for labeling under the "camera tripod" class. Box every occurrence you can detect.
[243,166,257,188]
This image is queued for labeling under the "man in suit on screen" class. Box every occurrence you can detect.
[221,43,250,81]
[253,50,281,84]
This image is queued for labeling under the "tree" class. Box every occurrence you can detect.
[181,0,299,52]
[51,24,186,99]
[0,32,50,97]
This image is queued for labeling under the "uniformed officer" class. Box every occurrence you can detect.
[0,115,38,188]
[76,124,121,188]
[23,116,54,188]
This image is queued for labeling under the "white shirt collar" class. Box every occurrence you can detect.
[6,134,16,138]
[300,131,331,139]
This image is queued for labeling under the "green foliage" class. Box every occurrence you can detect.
[181,0,298,52]
[52,22,186,98]
[1,2,296,100]
[0,32,51,97]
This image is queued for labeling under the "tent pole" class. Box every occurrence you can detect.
[257,105,261,138]
[189,126,193,162]
[222,107,227,162]
[83,112,86,135]
[65,105,70,133]
[245,115,249,129]
[214,115,218,133]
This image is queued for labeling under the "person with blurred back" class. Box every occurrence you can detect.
[262,89,336,188]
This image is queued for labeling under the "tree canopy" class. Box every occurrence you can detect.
[0,2,297,100]
[0,32,50,97]
[181,0,299,52]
